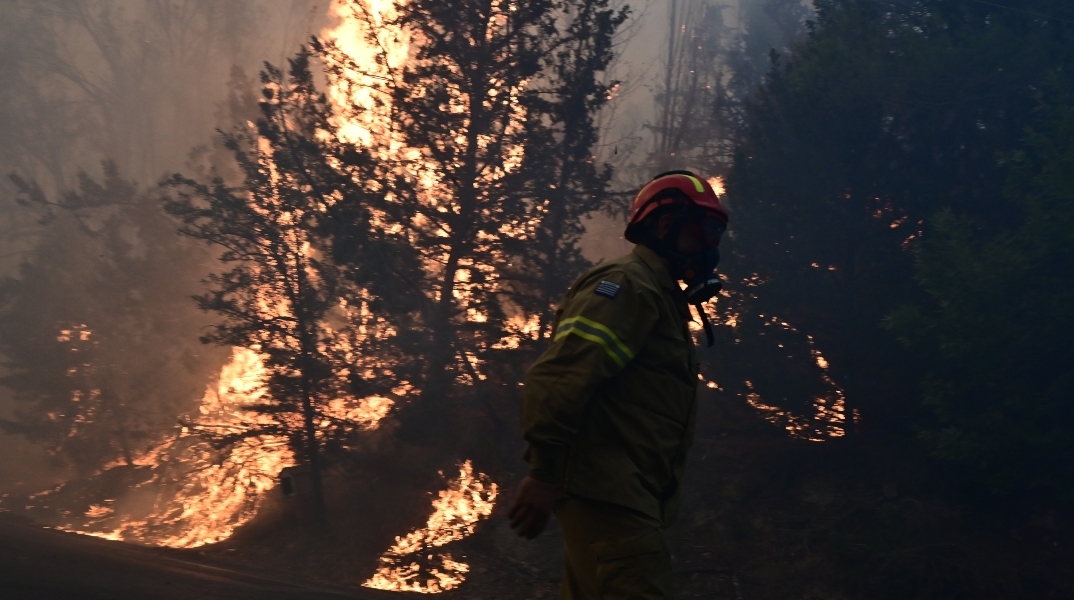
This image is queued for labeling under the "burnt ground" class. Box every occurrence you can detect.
[188,393,1073,600]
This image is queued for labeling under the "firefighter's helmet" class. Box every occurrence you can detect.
[624,170,728,244]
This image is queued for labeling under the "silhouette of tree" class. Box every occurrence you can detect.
[506,0,628,347]
[164,52,395,514]
[887,82,1074,497]
[648,0,810,175]
[0,163,223,474]
[316,0,626,454]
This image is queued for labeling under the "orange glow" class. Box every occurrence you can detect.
[53,348,293,547]
[321,0,531,341]
[742,323,847,441]
[363,461,498,593]
[322,0,411,151]
[41,1,526,576]
[708,176,725,196]
[694,297,846,441]
[52,347,391,548]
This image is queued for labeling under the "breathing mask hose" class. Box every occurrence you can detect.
[696,304,715,348]
[684,250,723,349]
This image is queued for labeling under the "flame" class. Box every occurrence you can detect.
[51,348,294,546]
[40,0,518,576]
[739,321,847,442]
[708,176,725,196]
[321,0,530,347]
[84,503,113,519]
[694,298,846,442]
[50,347,391,548]
[15,5,513,582]
[50,3,416,549]
[363,461,498,593]
[492,313,542,350]
[322,0,411,151]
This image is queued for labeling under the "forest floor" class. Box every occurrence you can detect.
[5,389,1068,598]
[192,393,1073,600]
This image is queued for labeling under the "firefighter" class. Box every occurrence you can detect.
[509,171,728,599]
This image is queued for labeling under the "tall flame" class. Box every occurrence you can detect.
[322,0,411,151]
[321,0,530,352]
[364,461,498,593]
[33,1,503,582]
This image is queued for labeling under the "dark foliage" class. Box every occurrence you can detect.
[725,0,1074,448]
[163,51,399,509]
[888,82,1074,498]
[0,163,224,474]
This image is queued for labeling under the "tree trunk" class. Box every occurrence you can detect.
[295,259,326,524]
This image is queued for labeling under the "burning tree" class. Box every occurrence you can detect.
[316,0,626,454]
[328,0,558,395]
[504,0,627,343]
[163,51,396,515]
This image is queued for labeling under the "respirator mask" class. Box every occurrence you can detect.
[657,208,727,346]
[682,216,726,303]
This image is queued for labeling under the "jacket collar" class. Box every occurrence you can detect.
[632,245,686,298]
[632,245,695,325]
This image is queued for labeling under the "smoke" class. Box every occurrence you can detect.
[0,391,57,492]
[0,0,334,488]
[0,1,326,197]
[0,0,816,531]
[581,0,813,262]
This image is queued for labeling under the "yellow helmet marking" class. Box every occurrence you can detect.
[684,175,705,193]
[632,173,707,218]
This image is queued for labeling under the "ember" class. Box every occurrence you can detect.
[694,301,847,441]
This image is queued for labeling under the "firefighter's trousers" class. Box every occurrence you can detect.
[555,495,673,600]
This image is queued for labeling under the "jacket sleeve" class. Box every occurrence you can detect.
[520,269,660,484]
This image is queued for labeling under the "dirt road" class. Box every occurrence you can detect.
[0,514,384,599]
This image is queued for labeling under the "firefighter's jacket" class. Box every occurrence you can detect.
[521,245,700,525]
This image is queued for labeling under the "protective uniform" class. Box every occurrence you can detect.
[521,244,699,599]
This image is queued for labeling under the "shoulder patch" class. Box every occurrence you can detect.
[594,280,621,299]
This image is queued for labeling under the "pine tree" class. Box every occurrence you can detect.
[316,0,626,456]
[163,51,394,514]
[504,0,627,343]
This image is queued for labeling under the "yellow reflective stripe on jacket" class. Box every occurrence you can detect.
[555,316,635,367]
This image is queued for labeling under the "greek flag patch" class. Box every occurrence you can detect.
[594,280,621,299]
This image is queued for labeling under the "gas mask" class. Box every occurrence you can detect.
[659,210,727,347]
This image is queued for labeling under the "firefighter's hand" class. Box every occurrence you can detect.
[508,475,557,540]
